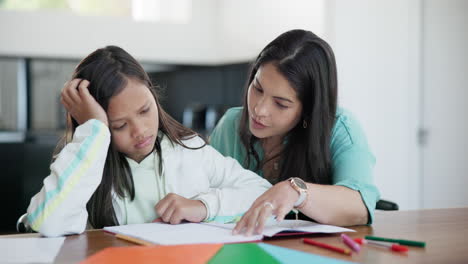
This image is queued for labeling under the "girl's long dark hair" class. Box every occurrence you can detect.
[240,29,338,185]
[53,46,204,228]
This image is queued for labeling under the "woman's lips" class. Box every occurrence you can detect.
[251,117,267,129]
[135,136,153,149]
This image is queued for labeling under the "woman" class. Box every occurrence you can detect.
[210,29,380,235]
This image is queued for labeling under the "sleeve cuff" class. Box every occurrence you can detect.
[335,182,379,225]
[193,191,220,222]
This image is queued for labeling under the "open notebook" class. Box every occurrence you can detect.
[203,219,355,237]
[103,220,354,245]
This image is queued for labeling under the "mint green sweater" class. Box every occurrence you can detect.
[209,107,380,224]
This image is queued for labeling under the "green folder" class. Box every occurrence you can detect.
[208,243,280,264]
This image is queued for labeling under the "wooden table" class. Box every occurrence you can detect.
[2,208,468,263]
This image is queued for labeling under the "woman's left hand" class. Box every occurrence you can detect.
[155,193,207,224]
[233,180,300,236]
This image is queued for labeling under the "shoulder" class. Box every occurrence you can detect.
[209,107,246,161]
[209,107,243,145]
[160,133,206,151]
[331,108,370,154]
[181,135,206,149]
[216,107,243,130]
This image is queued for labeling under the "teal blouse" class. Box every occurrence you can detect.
[209,107,380,224]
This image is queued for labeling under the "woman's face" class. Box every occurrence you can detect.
[107,78,159,163]
[247,62,303,140]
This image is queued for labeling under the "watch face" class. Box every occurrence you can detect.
[293,177,307,189]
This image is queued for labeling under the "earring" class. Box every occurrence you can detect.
[303,120,307,128]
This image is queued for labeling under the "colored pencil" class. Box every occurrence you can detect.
[303,238,352,256]
[354,238,409,252]
[115,233,154,246]
[365,235,426,247]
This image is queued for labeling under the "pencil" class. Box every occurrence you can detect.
[354,238,409,252]
[115,233,154,246]
[365,235,426,247]
[303,238,352,256]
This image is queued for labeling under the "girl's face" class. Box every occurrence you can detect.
[247,62,303,141]
[107,78,159,163]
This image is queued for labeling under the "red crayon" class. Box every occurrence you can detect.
[303,238,352,256]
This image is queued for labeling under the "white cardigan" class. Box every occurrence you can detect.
[25,119,271,237]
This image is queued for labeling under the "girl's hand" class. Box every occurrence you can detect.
[155,193,207,224]
[60,79,108,126]
[233,180,299,236]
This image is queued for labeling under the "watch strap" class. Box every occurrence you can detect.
[294,191,307,207]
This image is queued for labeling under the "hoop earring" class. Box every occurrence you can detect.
[303,120,307,128]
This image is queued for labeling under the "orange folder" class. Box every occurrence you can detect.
[81,244,223,264]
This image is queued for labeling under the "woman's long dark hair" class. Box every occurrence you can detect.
[240,29,338,185]
[53,46,203,228]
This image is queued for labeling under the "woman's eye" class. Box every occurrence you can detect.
[141,107,150,114]
[254,86,263,93]
[276,102,288,109]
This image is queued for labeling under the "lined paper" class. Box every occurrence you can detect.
[105,222,262,245]
[203,219,355,237]
[104,220,354,246]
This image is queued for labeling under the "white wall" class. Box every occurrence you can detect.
[216,0,326,63]
[329,0,468,210]
[0,0,326,65]
[328,0,422,210]
[421,0,468,209]
[0,0,219,64]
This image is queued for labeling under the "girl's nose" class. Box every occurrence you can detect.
[131,123,145,139]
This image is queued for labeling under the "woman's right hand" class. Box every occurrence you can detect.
[60,79,108,127]
[233,180,300,236]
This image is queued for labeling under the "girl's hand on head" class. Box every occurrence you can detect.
[60,78,108,127]
[155,193,207,224]
[232,180,299,236]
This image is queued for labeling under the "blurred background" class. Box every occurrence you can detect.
[0,0,467,233]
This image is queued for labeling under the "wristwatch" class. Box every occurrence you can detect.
[289,177,308,208]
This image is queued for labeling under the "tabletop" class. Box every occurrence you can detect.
[2,207,468,263]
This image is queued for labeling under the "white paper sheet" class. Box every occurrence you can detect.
[0,237,65,263]
[104,222,263,245]
[203,219,355,237]
[104,220,354,246]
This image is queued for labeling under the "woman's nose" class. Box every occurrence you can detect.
[254,98,269,117]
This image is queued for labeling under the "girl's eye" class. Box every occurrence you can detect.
[113,123,127,130]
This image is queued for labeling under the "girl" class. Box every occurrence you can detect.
[23,46,271,237]
[209,29,380,235]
